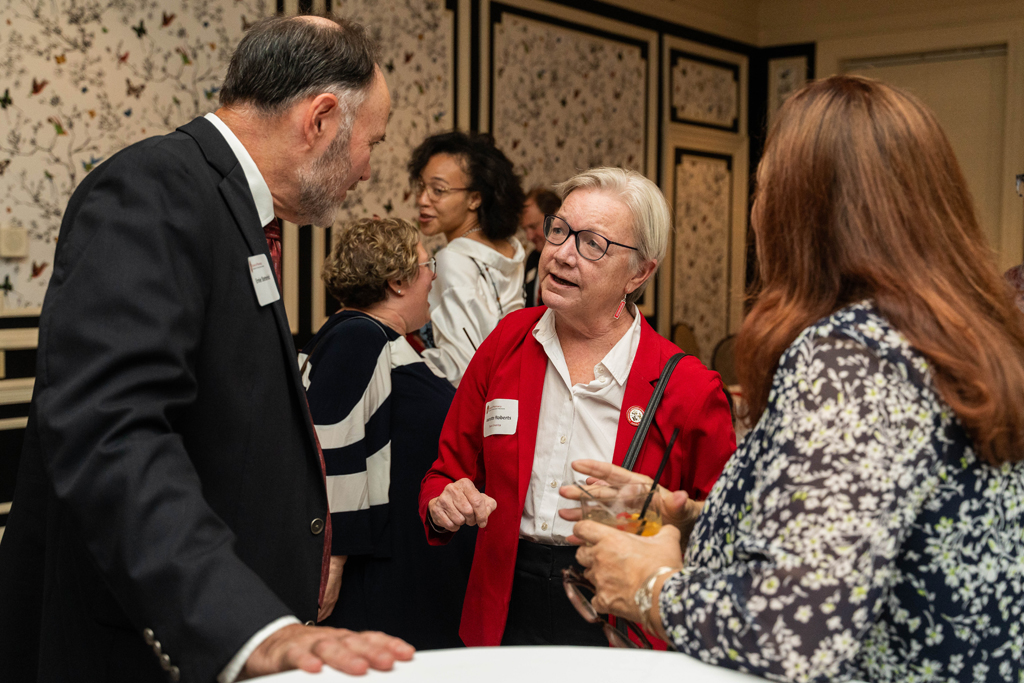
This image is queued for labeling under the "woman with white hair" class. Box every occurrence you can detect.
[419,167,736,647]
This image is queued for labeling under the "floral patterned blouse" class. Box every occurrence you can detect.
[660,302,1024,682]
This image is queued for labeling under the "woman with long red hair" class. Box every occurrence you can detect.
[563,75,1024,681]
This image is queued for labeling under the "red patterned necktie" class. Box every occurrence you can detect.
[263,218,282,286]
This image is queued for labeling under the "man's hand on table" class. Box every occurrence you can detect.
[240,625,414,679]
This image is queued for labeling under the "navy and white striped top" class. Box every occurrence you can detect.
[299,310,448,557]
[300,310,473,648]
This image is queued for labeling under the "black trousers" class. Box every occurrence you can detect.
[500,539,608,646]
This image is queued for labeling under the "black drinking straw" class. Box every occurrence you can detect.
[636,427,679,535]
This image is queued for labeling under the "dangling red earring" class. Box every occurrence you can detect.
[613,296,626,319]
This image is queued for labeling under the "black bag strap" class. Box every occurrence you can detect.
[620,352,687,472]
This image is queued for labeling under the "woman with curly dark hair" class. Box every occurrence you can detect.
[408,131,526,385]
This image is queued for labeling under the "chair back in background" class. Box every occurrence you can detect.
[671,323,701,359]
[711,334,738,386]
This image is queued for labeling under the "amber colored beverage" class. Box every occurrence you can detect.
[577,483,663,536]
[614,511,663,536]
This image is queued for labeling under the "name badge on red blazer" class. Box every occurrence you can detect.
[484,399,518,436]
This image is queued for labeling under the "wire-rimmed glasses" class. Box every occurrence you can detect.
[543,215,639,261]
[418,257,436,274]
[412,179,471,202]
[561,566,652,649]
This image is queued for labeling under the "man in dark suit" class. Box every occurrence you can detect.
[520,187,561,307]
[0,15,412,683]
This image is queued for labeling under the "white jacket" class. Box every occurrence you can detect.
[423,236,525,386]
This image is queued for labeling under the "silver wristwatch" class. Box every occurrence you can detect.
[634,566,677,633]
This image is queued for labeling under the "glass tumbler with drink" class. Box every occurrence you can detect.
[576,482,663,536]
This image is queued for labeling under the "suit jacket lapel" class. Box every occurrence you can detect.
[612,316,662,468]
[179,118,268,256]
[178,117,320,458]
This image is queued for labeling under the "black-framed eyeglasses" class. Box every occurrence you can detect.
[561,566,652,649]
[418,257,436,274]
[543,215,639,261]
[412,179,471,202]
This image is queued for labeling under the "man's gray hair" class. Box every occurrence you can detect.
[220,15,380,120]
[554,167,670,306]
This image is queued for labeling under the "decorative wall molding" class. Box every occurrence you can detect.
[671,149,732,366]
[485,0,659,314]
[283,220,300,336]
[669,49,740,131]
[766,54,809,125]
[660,34,748,340]
[0,307,41,318]
[490,5,650,185]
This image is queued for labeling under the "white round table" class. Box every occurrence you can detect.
[254,646,768,682]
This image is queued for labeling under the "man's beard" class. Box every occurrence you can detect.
[296,129,352,227]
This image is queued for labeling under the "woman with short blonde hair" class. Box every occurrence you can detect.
[554,167,669,305]
[420,168,735,648]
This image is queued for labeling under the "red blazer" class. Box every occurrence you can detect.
[419,307,736,646]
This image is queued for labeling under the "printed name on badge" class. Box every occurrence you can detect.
[484,398,518,437]
[248,253,281,306]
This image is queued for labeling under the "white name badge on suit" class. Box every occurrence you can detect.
[248,253,280,306]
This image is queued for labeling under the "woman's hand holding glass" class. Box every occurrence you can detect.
[428,478,497,532]
[570,520,683,640]
[558,459,703,547]
[557,459,701,640]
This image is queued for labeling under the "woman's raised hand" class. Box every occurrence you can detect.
[428,478,497,532]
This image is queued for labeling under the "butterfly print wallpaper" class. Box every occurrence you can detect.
[0,0,270,310]
[672,151,731,366]
[332,0,453,232]
[490,11,647,189]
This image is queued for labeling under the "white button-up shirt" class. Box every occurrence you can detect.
[519,307,643,544]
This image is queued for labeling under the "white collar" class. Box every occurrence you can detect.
[204,112,276,227]
[532,305,642,387]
